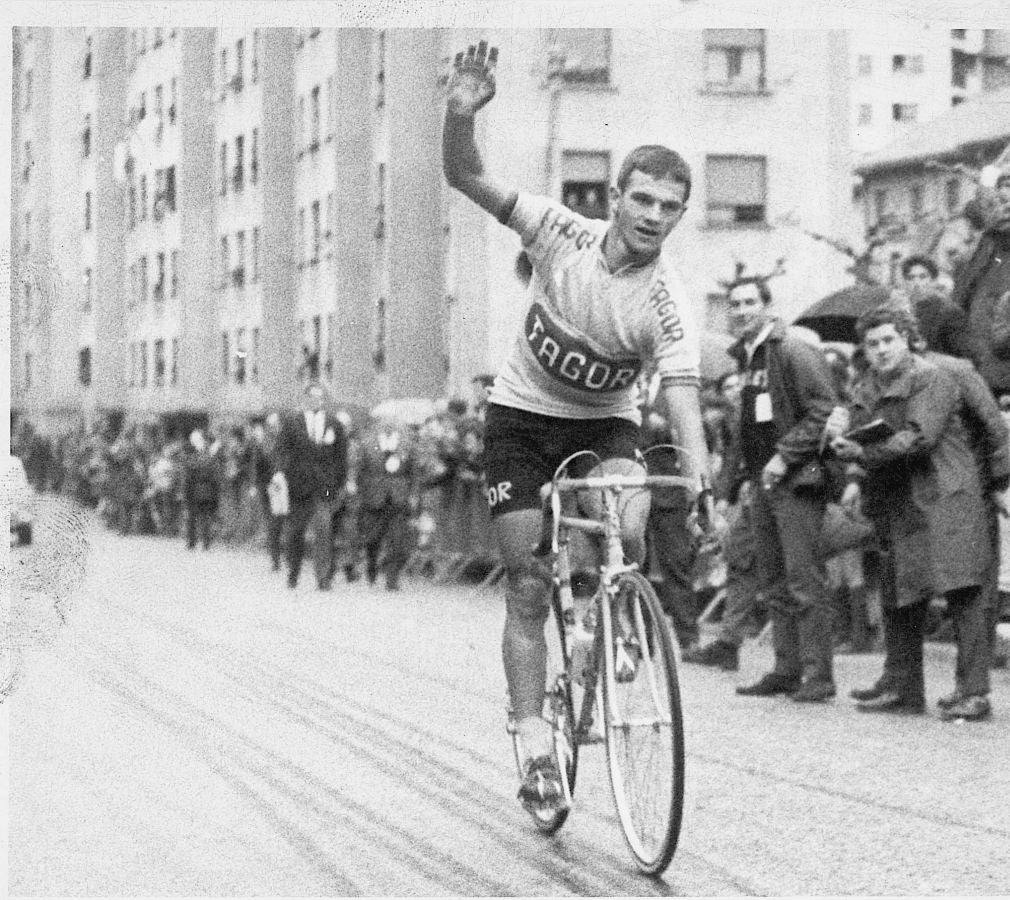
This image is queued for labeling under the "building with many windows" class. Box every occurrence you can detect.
[12,26,860,433]
[849,26,1010,158]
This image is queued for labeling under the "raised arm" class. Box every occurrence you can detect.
[443,41,517,223]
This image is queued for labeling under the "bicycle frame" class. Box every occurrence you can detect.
[542,471,694,748]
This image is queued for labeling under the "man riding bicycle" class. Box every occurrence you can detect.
[442,41,715,811]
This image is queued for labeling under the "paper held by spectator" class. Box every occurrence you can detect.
[267,472,289,516]
[844,419,895,446]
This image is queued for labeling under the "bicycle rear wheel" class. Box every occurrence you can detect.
[601,570,684,875]
[510,588,579,834]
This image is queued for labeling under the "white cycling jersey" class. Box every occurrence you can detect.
[488,193,701,424]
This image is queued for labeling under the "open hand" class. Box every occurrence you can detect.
[446,41,499,116]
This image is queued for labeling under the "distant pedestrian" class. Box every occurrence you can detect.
[183,428,221,551]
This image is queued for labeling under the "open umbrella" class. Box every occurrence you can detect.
[793,283,892,344]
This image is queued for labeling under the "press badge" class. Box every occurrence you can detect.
[754,393,773,423]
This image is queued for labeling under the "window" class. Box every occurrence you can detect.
[140,341,149,388]
[857,54,872,76]
[128,179,137,229]
[24,68,32,110]
[705,155,767,225]
[312,314,322,361]
[154,85,164,139]
[892,54,907,72]
[952,29,966,39]
[298,207,306,265]
[857,104,872,125]
[235,230,246,285]
[326,76,335,139]
[23,140,32,182]
[311,200,321,263]
[84,191,93,230]
[375,162,386,238]
[222,332,230,378]
[220,235,230,286]
[153,27,162,49]
[704,29,765,92]
[252,327,260,382]
[171,337,179,385]
[140,174,147,219]
[298,96,306,153]
[169,77,177,124]
[376,30,386,107]
[154,339,165,387]
[251,128,259,183]
[892,103,918,122]
[910,183,924,219]
[310,85,321,150]
[220,47,228,85]
[84,36,92,78]
[326,192,334,243]
[910,55,924,74]
[79,348,92,387]
[946,178,960,213]
[138,91,146,120]
[251,29,259,82]
[561,151,610,219]
[326,313,335,378]
[82,267,92,311]
[165,165,176,212]
[23,212,31,255]
[220,142,228,195]
[545,28,611,84]
[235,38,244,86]
[82,114,91,158]
[252,226,260,282]
[170,250,179,297]
[140,255,148,302]
[235,328,247,384]
[154,252,166,301]
[873,188,888,222]
[234,134,245,190]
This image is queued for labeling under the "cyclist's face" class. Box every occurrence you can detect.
[610,172,687,261]
[863,323,911,377]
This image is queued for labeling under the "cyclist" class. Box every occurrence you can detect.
[443,41,715,811]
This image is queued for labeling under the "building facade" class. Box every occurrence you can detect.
[12,26,862,432]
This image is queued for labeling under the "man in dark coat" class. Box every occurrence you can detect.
[274,382,349,590]
[249,413,284,571]
[356,419,418,591]
[182,428,221,550]
[725,277,840,703]
[898,255,970,359]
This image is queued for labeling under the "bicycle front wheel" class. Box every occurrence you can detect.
[601,570,684,875]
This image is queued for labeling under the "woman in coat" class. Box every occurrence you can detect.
[826,305,993,720]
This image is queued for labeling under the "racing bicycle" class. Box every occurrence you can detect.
[507,448,700,876]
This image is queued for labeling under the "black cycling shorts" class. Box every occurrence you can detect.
[482,403,641,518]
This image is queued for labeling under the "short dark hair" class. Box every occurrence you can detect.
[616,145,692,202]
[900,254,938,280]
[854,303,921,345]
[727,276,772,305]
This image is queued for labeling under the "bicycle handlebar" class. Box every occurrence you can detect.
[538,474,698,502]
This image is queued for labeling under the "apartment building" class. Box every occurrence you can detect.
[850,27,1010,158]
[13,26,861,430]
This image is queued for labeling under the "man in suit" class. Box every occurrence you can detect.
[274,382,349,590]
[356,418,418,591]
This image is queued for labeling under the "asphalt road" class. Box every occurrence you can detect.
[5,497,1010,895]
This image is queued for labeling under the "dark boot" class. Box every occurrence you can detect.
[794,605,835,703]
